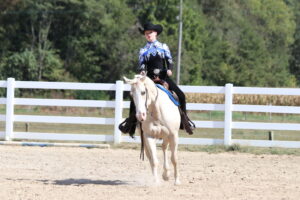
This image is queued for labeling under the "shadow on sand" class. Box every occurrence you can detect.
[38,179,129,186]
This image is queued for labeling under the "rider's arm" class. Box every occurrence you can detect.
[163,43,174,71]
[137,48,147,74]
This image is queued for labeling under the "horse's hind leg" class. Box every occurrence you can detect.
[144,136,159,183]
[170,135,181,185]
[162,139,170,181]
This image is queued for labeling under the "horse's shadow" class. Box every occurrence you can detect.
[39,179,129,186]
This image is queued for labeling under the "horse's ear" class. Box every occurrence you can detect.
[140,71,147,76]
[133,74,147,82]
[140,74,147,82]
[123,76,137,84]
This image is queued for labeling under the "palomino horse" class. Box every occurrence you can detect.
[124,74,181,185]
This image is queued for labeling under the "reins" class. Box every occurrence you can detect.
[139,122,144,160]
[139,81,159,161]
[144,85,159,112]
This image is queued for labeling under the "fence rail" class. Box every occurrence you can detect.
[0,77,299,148]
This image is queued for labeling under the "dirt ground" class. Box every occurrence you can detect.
[0,145,299,200]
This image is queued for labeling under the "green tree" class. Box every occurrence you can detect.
[50,0,140,83]
[0,0,64,81]
[287,0,300,85]
[0,0,298,88]
[0,49,63,81]
[199,0,296,86]
[127,0,208,85]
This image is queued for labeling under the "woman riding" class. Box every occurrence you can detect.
[119,22,195,137]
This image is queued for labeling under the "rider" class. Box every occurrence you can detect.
[119,22,195,137]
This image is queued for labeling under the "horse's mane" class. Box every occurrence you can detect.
[132,75,157,94]
[143,76,156,89]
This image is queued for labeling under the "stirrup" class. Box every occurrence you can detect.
[184,120,194,135]
[179,109,195,135]
[186,118,196,135]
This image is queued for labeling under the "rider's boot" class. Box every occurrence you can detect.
[179,109,195,135]
[118,100,137,138]
[118,114,137,138]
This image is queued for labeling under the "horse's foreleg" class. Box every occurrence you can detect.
[170,135,181,185]
[162,139,170,181]
[144,135,159,183]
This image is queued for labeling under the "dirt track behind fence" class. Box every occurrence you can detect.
[0,145,299,200]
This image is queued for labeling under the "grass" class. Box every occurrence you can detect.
[186,93,300,106]
[189,110,300,123]
[0,100,299,155]
[182,144,300,156]
[0,105,299,141]
[0,89,298,156]
[113,143,300,156]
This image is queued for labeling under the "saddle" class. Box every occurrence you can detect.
[152,76,195,135]
[153,77,180,104]
[153,77,169,89]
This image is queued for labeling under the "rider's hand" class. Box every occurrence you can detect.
[167,70,172,77]
[140,71,146,76]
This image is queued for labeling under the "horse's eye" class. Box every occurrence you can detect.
[141,91,146,95]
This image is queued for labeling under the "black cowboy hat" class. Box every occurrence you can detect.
[139,22,163,35]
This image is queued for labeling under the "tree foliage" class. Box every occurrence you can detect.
[287,0,300,85]
[0,0,299,88]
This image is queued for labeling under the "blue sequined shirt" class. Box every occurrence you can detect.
[138,40,174,79]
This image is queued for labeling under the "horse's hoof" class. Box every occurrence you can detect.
[162,173,170,181]
[174,179,181,185]
[154,178,161,185]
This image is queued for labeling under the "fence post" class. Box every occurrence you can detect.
[114,80,124,144]
[224,83,233,146]
[268,131,274,141]
[5,78,15,141]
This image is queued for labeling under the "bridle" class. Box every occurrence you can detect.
[143,83,159,113]
[139,82,159,161]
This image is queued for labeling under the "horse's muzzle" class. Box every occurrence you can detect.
[136,112,146,122]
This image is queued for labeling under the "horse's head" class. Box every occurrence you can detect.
[124,74,150,122]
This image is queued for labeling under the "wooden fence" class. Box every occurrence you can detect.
[0,78,299,148]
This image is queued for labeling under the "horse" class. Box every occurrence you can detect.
[124,74,181,185]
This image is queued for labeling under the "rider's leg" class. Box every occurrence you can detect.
[165,77,195,134]
[165,77,186,112]
[118,98,137,137]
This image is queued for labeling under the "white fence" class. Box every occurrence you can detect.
[0,78,300,148]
